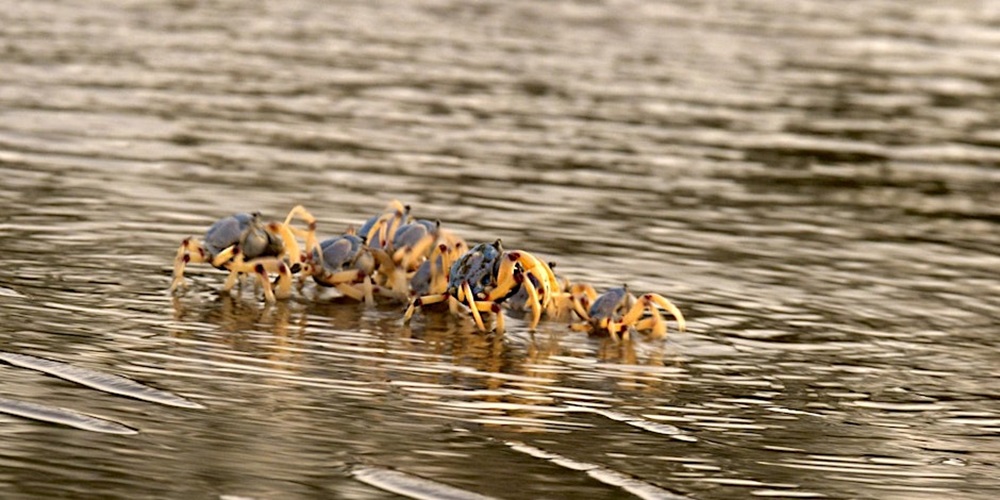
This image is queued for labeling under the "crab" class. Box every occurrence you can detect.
[570,285,686,341]
[357,199,410,249]
[303,232,381,304]
[506,262,586,320]
[405,237,466,297]
[403,240,559,333]
[373,219,467,299]
[169,205,318,302]
[354,200,466,300]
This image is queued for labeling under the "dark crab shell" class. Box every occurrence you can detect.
[447,241,506,299]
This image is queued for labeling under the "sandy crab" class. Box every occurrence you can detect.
[570,285,686,340]
[403,240,559,333]
[170,205,318,302]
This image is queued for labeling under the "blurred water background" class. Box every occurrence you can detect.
[0,0,998,498]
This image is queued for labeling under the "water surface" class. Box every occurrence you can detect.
[1,0,998,498]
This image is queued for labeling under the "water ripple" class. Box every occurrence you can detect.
[0,352,203,409]
[0,396,137,435]
[504,440,694,500]
[351,465,499,500]
[0,0,997,498]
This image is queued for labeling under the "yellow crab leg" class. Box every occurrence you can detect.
[334,283,365,301]
[170,238,208,291]
[272,263,294,300]
[282,205,319,256]
[288,226,319,254]
[225,258,293,302]
[635,316,668,339]
[488,258,521,301]
[365,200,408,247]
[567,283,597,320]
[462,281,487,332]
[393,223,437,271]
[471,301,504,334]
[311,264,369,301]
[389,269,409,298]
[316,269,367,287]
[568,296,589,320]
[257,271,277,303]
[223,267,241,292]
[365,202,394,241]
[210,244,239,268]
[619,293,686,334]
[370,247,407,296]
[494,305,505,334]
[362,221,382,246]
[520,276,543,330]
[518,252,559,300]
[370,248,396,282]
[364,206,398,246]
[222,254,276,302]
[268,222,303,264]
[428,249,446,295]
[547,295,569,318]
[386,202,408,246]
[619,293,685,332]
[403,293,450,322]
[370,248,393,268]
[220,248,247,292]
[646,293,686,332]
[489,251,556,308]
[362,275,375,304]
[428,237,463,295]
[608,320,624,342]
[283,204,313,226]
[618,298,646,327]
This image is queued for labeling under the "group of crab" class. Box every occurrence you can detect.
[170,201,686,341]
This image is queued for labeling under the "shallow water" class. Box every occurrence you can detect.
[1,0,999,498]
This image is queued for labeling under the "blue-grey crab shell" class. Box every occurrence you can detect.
[312,234,375,286]
[391,220,437,250]
[588,287,634,322]
[203,212,282,267]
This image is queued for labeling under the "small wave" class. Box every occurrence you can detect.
[0,352,203,409]
[351,465,499,500]
[0,396,137,435]
[504,440,693,500]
